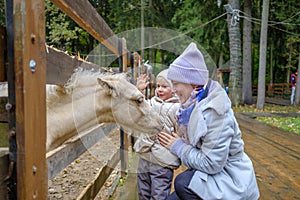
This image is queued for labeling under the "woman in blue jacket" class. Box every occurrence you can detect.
[158,42,260,200]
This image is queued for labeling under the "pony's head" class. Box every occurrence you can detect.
[96,73,163,135]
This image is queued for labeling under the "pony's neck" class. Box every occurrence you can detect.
[93,90,115,123]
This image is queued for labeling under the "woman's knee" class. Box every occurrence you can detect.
[174,170,194,193]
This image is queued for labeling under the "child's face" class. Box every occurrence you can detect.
[156,77,173,101]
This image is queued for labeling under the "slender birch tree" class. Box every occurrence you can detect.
[256,0,270,109]
[227,0,242,106]
[242,0,253,105]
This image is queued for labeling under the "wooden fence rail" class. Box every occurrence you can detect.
[267,83,292,98]
[0,0,137,199]
[252,83,292,99]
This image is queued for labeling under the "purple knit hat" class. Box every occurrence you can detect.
[167,42,209,85]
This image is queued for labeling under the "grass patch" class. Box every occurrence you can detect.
[0,122,8,147]
[233,103,300,113]
[256,116,300,134]
[233,104,300,134]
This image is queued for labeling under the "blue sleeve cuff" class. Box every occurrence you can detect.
[170,138,187,159]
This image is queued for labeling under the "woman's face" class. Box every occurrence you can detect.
[171,81,194,103]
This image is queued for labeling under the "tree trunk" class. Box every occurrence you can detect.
[287,46,292,83]
[270,43,273,84]
[295,53,300,106]
[242,0,253,105]
[227,0,242,107]
[256,0,270,109]
[161,50,164,68]
[0,26,6,82]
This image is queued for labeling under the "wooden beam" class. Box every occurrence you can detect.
[0,26,6,82]
[14,0,47,199]
[50,0,119,56]
[122,38,128,72]
[77,149,120,200]
[1,47,102,87]
[0,148,9,199]
[0,97,7,122]
[47,124,116,179]
[46,46,101,85]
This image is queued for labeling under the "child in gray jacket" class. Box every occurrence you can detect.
[134,69,181,200]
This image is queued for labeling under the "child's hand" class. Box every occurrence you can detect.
[137,74,149,91]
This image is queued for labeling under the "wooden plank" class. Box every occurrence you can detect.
[77,149,120,200]
[236,114,300,148]
[50,0,119,56]
[114,153,139,200]
[237,114,300,199]
[0,26,5,82]
[14,0,47,199]
[243,129,300,199]
[122,38,128,71]
[0,148,9,199]
[47,124,116,179]
[122,133,129,176]
[133,52,139,82]
[0,97,7,122]
[46,46,101,85]
[0,45,112,94]
[250,159,279,199]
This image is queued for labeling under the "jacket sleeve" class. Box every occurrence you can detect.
[133,134,155,153]
[181,109,234,174]
[161,103,180,134]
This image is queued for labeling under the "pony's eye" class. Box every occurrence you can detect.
[136,97,144,104]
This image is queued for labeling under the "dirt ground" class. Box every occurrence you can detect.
[48,127,123,200]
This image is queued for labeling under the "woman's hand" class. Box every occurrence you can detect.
[158,131,180,149]
[136,74,149,91]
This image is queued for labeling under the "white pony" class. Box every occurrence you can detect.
[0,69,163,151]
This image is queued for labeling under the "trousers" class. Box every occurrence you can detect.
[137,158,174,200]
[167,170,202,200]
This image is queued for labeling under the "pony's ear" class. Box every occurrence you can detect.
[97,78,116,96]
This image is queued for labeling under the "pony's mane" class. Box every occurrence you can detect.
[46,68,129,109]
[0,68,131,109]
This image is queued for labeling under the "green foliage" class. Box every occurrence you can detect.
[45,0,91,55]
[0,0,5,26]
[171,0,229,62]
[118,177,126,187]
[233,104,300,134]
[257,116,300,134]
[233,103,299,113]
[0,0,299,83]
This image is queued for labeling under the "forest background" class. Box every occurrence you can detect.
[0,3,299,199]
[0,0,300,106]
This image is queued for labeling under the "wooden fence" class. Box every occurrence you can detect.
[252,83,292,99]
[0,0,151,199]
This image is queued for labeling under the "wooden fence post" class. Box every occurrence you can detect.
[118,38,128,177]
[122,38,127,72]
[133,52,139,83]
[14,0,47,199]
[0,149,9,199]
[0,26,6,82]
